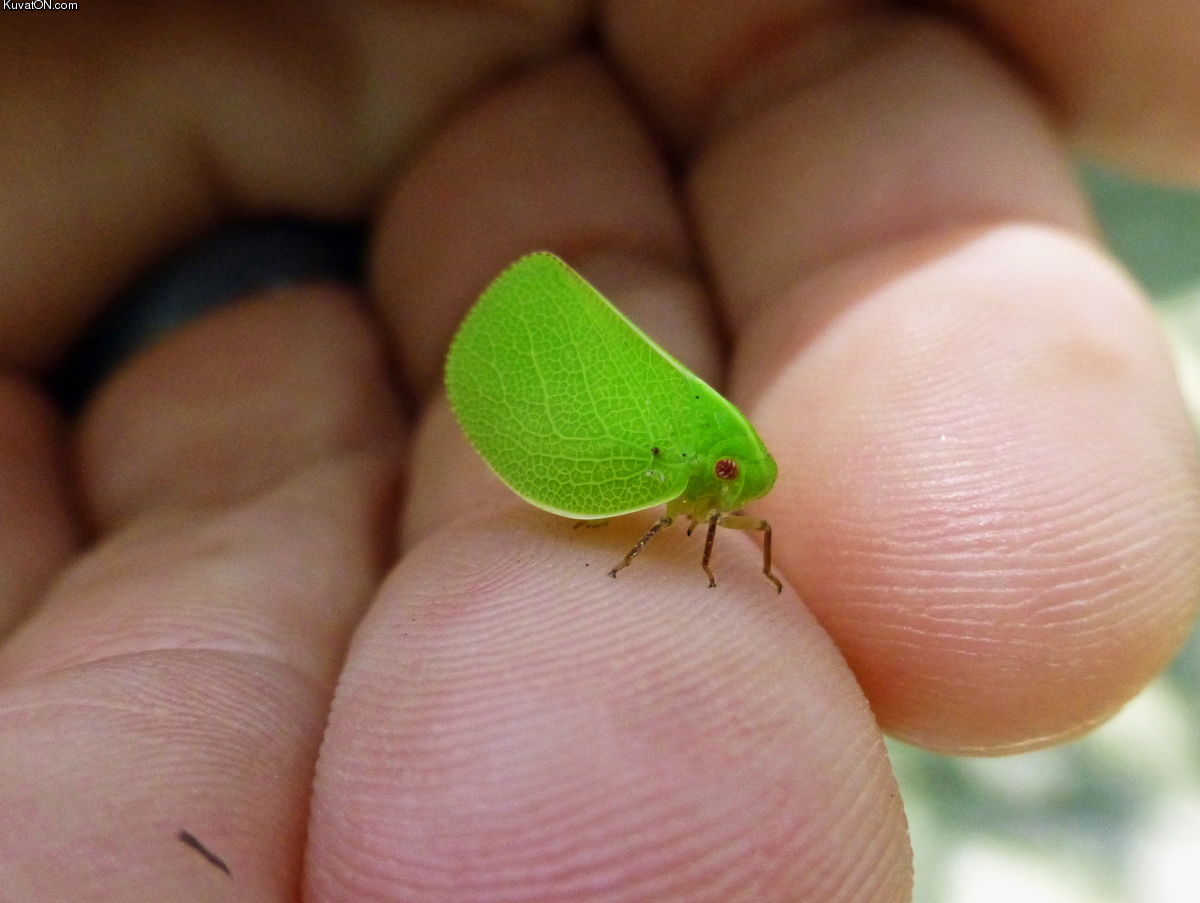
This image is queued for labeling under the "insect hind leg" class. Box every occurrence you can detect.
[609,515,673,579]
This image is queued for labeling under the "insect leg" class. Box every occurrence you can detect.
[717,514,783,593]
[609,515,673,579]
[700,512,720,587]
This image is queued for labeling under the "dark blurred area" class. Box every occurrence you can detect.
[48,217,365,415]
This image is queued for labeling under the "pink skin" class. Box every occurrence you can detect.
[2,3,1200,901]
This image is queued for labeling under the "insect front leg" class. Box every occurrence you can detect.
[717,514,783,593]
[609,515,674,579]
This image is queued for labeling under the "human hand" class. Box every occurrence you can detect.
[2,3,1199,901]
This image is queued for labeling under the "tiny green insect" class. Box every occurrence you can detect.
[445,252,782,592]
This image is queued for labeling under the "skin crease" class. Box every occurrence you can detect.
[0,3,1199,902]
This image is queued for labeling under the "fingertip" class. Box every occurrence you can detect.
[740,224,1200,753]
[309,508,913,901]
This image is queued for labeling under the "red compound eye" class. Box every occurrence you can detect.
[714,458,738,480]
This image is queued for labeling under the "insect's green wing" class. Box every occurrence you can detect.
[446,252,705,518]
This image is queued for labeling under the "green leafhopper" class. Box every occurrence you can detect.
[445,252,782,592]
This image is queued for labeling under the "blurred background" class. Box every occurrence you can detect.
[890,164,1200,903]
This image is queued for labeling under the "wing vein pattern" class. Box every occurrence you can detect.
[445,254,698,517]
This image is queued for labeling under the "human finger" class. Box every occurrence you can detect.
[603,6,1200,752]
[311,508,911,902]
[0,286,402,898]
[0,379,79,637]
